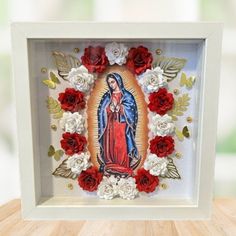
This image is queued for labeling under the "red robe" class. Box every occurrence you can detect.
[103,92,133,176]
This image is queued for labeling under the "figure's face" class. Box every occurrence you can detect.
[108,77,118,91]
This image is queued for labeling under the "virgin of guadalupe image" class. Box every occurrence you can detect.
[97,73,141,177]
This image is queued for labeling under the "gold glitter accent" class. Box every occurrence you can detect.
[173,88,179,95]
[67,183,73,190]
[156,48,162,55]
[187,116,193,123]
[161,183,167,189]
[74,48,80,53]
[41,67,47,73]
[51,124,57,131]
[175,152,182,159]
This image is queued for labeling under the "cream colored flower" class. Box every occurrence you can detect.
[68,65,95,92]
[97,175,118,200]
[66,152,91,175]
[138,66,167,93]
[144,154,168,177]
[105,42,128,65]
[117,177,138,200]
[60,112,85,134]
[149,114,175,136]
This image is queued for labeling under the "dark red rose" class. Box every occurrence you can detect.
[135,168,159,193]
[81,46,109,73]
[126,46,153,75]
[150,136,175,157]
[60,132,87,155]
[78,166,103,192]
[58,88,85,112]
[148,88,174,115]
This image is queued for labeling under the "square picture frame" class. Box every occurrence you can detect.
[11,22,222,220]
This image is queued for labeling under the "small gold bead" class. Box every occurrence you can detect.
[173,89,179,95]
[67,183,73,190]
[74,48,80,53]
[41,67,47,73]
[175,152,182,159]
[51,124,57,131]
[161,183,167,189]
[187,116,193,123]
[156,48,162,55]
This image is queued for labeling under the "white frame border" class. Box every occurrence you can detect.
[11,22,222,220]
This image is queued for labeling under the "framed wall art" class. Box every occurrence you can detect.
[11,22,222,220]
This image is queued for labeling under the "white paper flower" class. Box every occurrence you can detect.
[97,175,118,200]
[105,42,128,65]
[68,65,95,92]
[149,114,175,136]
[60,112,85,134]
[117,177,138,200]
[138,66,167,93]
[66,152,91,175]
[144,154,169,177]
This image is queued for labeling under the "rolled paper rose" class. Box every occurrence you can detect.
[60,132,87,156]
[138,66,167,93]
[78,166,103,192]
[81,46,108,73]
[105,42,128,65]
[68,65,95,93]
[58,88,85,113]
[148,88,174,115]
[149,136,175,157]
[126,46,153,75]
[144,153,169,177]
[66,152,91,175]
[134,168,159,193]
[60,111,85,134]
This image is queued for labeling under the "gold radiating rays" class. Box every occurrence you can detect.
[87,65,149,170]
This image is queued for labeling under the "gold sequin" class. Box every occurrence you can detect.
[173,89,179,95]
[161,183,167,189]
[41,67,47,73]
[156,49,162,55]
[67,183,73,190]
[74,48,80,53]
[51,124,57,131]
[175,152,182,159]
[187,116,193,123]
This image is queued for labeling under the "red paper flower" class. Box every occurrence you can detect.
[58,88,85,112]
[135,168,159,193]
[150,136,174,157]
[148,88,174,115]
[60,132,87,155]
[126,46,153,75]
[78,166,103,192]
[81,46,109,73]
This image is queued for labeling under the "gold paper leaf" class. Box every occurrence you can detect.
[48,145,55,157]
[180,72,195,89]
[46,97,63,119]
[42,79,56,89]
[169,94,190,121]
[175,127,184,141]
[155,57,187,82]
[52,51,80,80]
[162,158,181,179]
[54,149,64,161]
[52,159,78,180]
[50,72,60,84]
[182,126,190,138]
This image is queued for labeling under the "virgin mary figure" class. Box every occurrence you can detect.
[97,73,141,176]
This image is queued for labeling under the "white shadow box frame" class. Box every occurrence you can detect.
[11,23,222,220]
